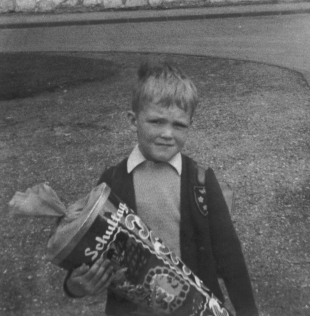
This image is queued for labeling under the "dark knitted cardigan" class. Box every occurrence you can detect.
[65,154,258,316]
[96,154,258,316]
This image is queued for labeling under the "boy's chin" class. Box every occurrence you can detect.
[148,153,177,163]
[142,146,180,162]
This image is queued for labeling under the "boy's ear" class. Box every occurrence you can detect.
[127,111,138,132]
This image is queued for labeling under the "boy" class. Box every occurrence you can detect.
[64,62,259,316]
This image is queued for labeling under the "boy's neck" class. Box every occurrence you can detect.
[127,145,182,175]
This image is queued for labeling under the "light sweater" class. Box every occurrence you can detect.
[133,160,181,258]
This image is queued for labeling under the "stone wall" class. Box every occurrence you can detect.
[0,0,304,13]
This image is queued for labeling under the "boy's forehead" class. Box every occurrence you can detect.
[142,102,187,114]
[139,102,192,121]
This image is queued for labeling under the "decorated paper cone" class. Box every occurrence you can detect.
[47,183,233,316]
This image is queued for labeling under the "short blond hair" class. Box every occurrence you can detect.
[132,62,198,117]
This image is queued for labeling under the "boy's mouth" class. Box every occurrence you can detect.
[156,143,174,147]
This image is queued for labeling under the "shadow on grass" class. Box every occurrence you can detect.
[0,52,119,100]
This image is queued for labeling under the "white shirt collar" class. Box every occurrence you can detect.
[127,145,182,176]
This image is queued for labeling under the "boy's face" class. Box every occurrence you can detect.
[128,103,192,162]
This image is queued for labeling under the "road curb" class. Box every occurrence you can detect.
[1,2,310,29]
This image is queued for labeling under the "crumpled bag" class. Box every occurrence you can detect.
[9,183,67,218]
[8,183,113,268]
[8,183,99,223]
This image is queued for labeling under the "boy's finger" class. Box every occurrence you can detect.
[84,257,111,282]
[92,263,115,288]
[92,265,115,293]
[71,263,89,277]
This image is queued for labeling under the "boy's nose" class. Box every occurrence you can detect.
[161,127,173,139]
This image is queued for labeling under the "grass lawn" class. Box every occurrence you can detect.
[0,51,309,316]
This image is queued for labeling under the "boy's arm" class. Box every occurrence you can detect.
[206,168,259,316]
[63,165,115,298]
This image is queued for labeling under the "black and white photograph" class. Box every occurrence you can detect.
[0,0,309,315]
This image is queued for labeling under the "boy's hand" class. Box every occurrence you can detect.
[66,257,115,297]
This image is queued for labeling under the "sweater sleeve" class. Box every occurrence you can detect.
[206,168,259,316]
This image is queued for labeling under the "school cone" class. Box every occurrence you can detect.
[9,182,233,316]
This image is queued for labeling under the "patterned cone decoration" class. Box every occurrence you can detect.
[47,183,232,316]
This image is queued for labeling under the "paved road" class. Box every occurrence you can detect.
[1,8,310,83]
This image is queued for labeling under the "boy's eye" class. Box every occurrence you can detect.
[150,120,163,125]
[148,120,188,129]
[174,123,188,129]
